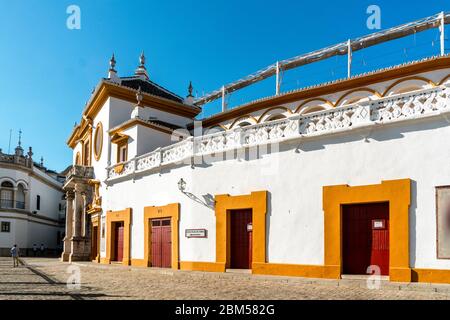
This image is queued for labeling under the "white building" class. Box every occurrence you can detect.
[0,138,66,256]
[63,19,450,284]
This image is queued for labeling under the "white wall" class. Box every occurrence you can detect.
[102,115,450,270]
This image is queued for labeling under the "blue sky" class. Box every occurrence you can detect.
[0,0,449,171]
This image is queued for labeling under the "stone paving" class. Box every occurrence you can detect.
[2,257,450,300]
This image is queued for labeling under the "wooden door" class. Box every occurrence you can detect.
[343,202,389,275]
[115,223,124,262]
[230,209,253,269]
[151,218,172,268]
[92,226,98,260]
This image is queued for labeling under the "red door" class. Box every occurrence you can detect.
[151,218,172,268]
[230,209,253,269]
[115,223,124,262]
[343,202,389,275]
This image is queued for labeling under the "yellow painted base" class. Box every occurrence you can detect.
[131,259,148,267]
[412,269,450,284]
[180,262,226,273]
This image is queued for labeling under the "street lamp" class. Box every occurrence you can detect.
[177,178,186,193]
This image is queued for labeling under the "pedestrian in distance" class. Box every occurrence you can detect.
[10,244,19,267]
[40,243,45,257]
[32,244,37,257]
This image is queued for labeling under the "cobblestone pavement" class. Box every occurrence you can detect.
[3,257,450,300]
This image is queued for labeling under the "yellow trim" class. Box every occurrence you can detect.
[257,106,292,123]
[215,191,267,270]
[113,164,125,174]
[228,115,258,129]
[334,88,382,107]
[131,259,148,267]
[323,179,411,282]
[143,203,180,270]
[252,262,325,278]
[111,133,129,145]
[294,98,334,113]
[109,119,175,136]
[382,76,436,96]
[180,261,225,272]
[91,215,101,263]
[104,208,132,266]
[412,269,450,284]
[93,122,103,161]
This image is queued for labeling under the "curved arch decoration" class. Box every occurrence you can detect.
[300,106,328,115]
[0,177,17,188]
[438,74,450,85]
[257,106,293,123]
[229,115,258,129]
[382,76,436,97]
[335,88,381,107]
[294,98,333,114]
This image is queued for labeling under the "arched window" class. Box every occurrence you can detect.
[16,184,26,209]
[0,181,14,209]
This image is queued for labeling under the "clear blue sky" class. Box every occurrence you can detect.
[0,0,448,171]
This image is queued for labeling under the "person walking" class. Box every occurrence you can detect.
[10,245,19,267]
[40,243,45,257]
[32,244,37,257]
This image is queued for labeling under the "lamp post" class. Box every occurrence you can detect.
[177,178,186,193]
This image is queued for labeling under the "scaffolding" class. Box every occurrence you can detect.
[193,11,450,110]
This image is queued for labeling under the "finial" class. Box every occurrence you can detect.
[28,147,33,158]
[135,51,149,79]
[40,157,44,167]
[187,81,194,98]
[18,129,22,146]
[109,53,116,71]
[136,86,143,106]
[139,51,146,67]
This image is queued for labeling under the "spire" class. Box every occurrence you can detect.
[187,81,194,98]
[184,81,195,105]
[15,129,24,156]
[108,53,120,83]
[135,51,149,80]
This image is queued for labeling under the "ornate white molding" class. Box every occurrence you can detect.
[106,86,450,182]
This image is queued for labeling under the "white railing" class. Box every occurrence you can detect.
[106,86,450,182]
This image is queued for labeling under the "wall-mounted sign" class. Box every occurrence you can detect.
[185,229,207,238]
[372,220,385,229]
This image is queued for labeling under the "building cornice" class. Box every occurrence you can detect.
[0,162,63,192]
[196,56,450,128]
[68,81,201,149]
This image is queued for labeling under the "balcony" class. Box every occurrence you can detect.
[106,85,450,182]
[0,200,26,210]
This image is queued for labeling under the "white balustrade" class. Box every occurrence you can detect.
[106,86,450,181]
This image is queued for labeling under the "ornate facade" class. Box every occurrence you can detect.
[64,50,450,284]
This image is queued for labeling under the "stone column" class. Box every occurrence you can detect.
[61,190,74,261]
[72,184,84,238]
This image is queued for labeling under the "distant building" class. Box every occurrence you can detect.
[0,136,66,256]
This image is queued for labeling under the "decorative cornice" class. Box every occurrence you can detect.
[197,55,450,128]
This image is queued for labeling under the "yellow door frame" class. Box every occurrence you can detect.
[323,179,411,282]
[143,203,180,270]
[104,208,132,266]
[215,191,268,271]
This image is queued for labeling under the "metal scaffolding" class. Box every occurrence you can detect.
[194,11,450,108]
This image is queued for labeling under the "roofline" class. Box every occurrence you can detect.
[195,55,450,128]
[68,80,201,148]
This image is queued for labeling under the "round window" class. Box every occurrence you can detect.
[94,122,103,161]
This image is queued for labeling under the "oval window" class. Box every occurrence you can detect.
[94,122,103,161]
